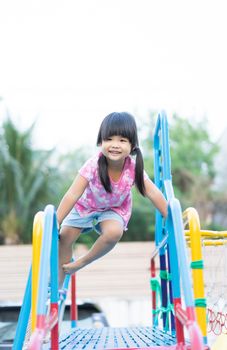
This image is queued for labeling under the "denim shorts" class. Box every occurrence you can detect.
[61,207,124,234]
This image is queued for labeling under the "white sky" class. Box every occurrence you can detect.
[0,0,227,153]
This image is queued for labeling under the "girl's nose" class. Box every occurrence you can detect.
[112,142,120,148]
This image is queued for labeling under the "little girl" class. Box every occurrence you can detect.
[57,112,167,285]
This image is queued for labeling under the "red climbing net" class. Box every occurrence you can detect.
[207,308,227,335]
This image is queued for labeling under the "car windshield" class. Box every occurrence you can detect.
[0,322,17,343]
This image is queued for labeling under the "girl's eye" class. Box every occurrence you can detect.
[104,137,112,141]
[120,139,127,142]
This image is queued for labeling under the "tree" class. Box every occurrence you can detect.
[0,117,60,244]
[169,114,219,224]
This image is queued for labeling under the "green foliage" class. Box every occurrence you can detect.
[122,188,155,242]
[170,114,218,180]
[0,118,61,243]
[75,230,98,248]
[169,114,219,215]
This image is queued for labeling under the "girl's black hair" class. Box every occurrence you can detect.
[96,112,146,196]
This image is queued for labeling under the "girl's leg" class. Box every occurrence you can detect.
[62,220,123,274]
[59,226,81,287]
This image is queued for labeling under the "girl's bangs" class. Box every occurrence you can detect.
[101,117,134,142]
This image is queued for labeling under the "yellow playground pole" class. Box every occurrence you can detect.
[183,207,207,342]
[31,211,44,331]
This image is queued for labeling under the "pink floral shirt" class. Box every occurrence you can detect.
[75,153,149,229]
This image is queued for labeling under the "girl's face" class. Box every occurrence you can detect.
[101,135,132,162]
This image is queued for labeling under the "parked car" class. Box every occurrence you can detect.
[0,300,108,349]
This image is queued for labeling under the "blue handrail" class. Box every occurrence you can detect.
[37,204,58,316]
[154,110,172,186]
[169,198,194,307]
[12,268,32,350]
[13,205,59,349]
[152,111,198,341]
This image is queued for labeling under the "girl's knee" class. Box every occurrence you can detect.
[102,227,123,244]
[59,226,81,246]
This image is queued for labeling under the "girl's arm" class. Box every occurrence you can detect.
[144,179,168,218]
[57,174,88,226]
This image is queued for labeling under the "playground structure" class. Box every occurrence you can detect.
[12,111,227,349]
